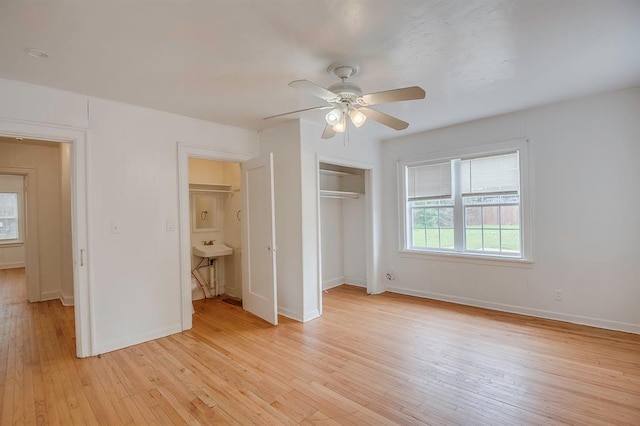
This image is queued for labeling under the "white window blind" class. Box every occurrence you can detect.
[461,152,519,196]
[407,162,451,201]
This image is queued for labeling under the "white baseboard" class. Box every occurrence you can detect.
[0,262,25,270]
[40,290,74,306]
[40,290,60,302]
[93,323,182,356]
[344,276,366,287]
[323,276,367,290]
[322,277,344,290]
[61,293,74,306]
[278,306,302,322]
[385,286,640,335]
[302,309,320,322]
[225,287,242,299]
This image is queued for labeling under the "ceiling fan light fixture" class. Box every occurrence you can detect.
[325,108,342,126]
[348,108,367,128]
[332,113,347,133]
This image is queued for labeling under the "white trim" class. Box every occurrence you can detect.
[385,286,640,335]
[399,250,534,268]
[277,306,302,322]
[0,262,26,270]
[60,293,74,306]
[302,309,321,322]
[0,241,24,247]
[93,324,182,355]
[344,276,367,287]
[177,143,252,332]
[40,291,61,302]
[323,277,344,290]
[0,119,91,358]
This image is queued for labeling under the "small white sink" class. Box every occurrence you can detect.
[192,244,233,258]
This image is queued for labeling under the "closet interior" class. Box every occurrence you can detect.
[319,162,367,291]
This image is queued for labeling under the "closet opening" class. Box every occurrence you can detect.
[318,161,369,306]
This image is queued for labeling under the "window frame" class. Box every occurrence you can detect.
[397,139,533,265]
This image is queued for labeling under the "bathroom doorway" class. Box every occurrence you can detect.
[187,158,243,304]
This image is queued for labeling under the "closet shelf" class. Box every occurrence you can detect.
[320,189,362,199]
[319,169,356,177]
[189,183,232,193]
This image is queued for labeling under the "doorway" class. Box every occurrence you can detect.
[0,119,89,357]
[178,145,279,328]
[187,157,243,302]
[0,129,90,357]
[178,145,246,329]
[0,138,73,304]
[316,157,376,314]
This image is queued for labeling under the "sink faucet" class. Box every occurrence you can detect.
[202,240,215,245]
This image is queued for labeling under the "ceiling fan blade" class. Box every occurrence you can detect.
[358,107,409,130]
[289,80,338,101]
[264,105,331,120]
[360,86,425,106]
[321,124,336,139]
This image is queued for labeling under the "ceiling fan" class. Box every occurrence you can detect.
[265,62,426,139]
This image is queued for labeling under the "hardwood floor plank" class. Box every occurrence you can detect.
[1,269,639,425]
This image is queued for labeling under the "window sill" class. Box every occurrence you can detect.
[0,241,24,248]
[399,249,534,269]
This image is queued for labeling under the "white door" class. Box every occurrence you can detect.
[241,153,278,325]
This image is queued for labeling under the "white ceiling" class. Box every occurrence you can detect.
[1,0,639,139]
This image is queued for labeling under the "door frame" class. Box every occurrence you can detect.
[315,155,377,316]
[0,119,91,358]
[176,143,251,330]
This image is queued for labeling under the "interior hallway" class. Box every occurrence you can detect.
[0,267,638,424]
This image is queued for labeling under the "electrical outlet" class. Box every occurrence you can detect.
[554,289,563,301]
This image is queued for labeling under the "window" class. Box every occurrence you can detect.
[0,193,19,242]
[401,141,530,260]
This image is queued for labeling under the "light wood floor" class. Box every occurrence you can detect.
[1,268,639,425]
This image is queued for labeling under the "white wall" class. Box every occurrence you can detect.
[342,197,366,286]
[320,197,344,289]
[88,98,258,352]
[0,78,259,354]
[381,88,640,333]
[222,163,243,298]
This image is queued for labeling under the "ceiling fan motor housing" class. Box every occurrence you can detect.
[328,82,363,104]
